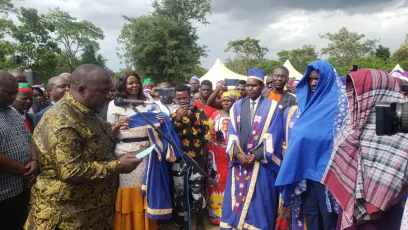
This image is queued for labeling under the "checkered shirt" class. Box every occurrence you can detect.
[0,106,31,201]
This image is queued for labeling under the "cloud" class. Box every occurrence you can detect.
[9,0,408,75]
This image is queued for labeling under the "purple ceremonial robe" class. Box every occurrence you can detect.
[220,96,283,230]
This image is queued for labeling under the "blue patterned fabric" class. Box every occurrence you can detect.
[129,112,182,220]
[276,60,348,214]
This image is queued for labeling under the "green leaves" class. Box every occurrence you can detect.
[277,45,319,72]
[45,8,104,72]
[118,15,205,83]
[320,27,379,68]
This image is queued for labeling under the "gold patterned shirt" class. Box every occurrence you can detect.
[25,93,122,230]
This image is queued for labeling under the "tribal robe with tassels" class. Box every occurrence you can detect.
[129,112,181,220]
[220,96,283,230]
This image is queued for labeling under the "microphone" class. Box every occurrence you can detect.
[114,97,155,106]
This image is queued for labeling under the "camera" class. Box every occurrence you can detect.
[376,83,408,135]
[186,105,197,111]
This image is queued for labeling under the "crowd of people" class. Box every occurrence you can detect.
[1,60,408,230]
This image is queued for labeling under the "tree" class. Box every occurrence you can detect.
[225,37,268,73]
[45,8,104,72]
[225,58,250,75]
[320,27,379,67]
[152,0,211,24]
[0,0,16,16]
[375,45,391,60]
[255,59,280,75]
[117,15,206,84]
[392,43,408,63]
[277,45,318,71]
[80,45,106,67]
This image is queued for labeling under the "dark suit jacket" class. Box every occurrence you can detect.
[34,104,53,128]
[238,95,266,151]
[262,89,297,113]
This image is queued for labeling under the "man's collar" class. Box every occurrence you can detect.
[64,92,92,114]
[250,95,262,104]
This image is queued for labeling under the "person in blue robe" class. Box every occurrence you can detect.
[275,60,348,230]
[129,111,182,220]
[220,69,283,230]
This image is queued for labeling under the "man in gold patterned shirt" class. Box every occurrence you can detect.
[25,64,142,230]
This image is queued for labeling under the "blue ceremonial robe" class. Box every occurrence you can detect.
[129,112,182,220]
[220,96,283,230]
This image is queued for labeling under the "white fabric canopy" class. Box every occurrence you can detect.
[199,58,247,88]
[391,64,404,73]
[283,60,304,80]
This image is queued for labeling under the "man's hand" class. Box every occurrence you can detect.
[119,154,143,174]
[216,81,227,93]
[24,161,39,178]
[236,153,255,167]
[175,106,188,120]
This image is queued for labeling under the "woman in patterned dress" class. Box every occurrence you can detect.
[107,70,157,230]
[206,91,241,225]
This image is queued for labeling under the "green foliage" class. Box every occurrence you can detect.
[190,65,208,78]
[45,8,104,72]
[0,0,16,16]
[152,0,211,24]
[375,45,391,60]
[225,37,269,74]
[80,45,106,67]
[224,58,251,75]
[277,45,318,71]
[392,42,408,63]
[255,59,280,75]
[320,27,379,68]
[118,15,206,84]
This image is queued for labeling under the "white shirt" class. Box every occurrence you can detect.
[155,100,179,116]
[250,95,261,109]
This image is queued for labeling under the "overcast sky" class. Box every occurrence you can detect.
[11,0,408,72]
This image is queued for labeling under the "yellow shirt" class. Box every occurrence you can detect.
[25,93,122,229]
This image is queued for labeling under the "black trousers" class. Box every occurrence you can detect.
[0,188,31,230]
[171,160,206,224]
[302,180,338,230]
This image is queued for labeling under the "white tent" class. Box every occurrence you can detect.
[199,58,247,88]
[391,64,404,73]
[283,60,304,80]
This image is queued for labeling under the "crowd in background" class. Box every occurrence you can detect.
[1,60,408,230]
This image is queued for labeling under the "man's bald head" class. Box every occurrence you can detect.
[70,64,112,113]
[70,64,108,87]
[47,76,70,102]
[0,71,19,107]
[8,69,27,83]
[59,72,71,82]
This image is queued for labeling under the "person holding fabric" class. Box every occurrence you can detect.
[25,64,142,229]
[192,80,217,118]
[206,90,241,225]
[323,69,408,230]
[11,83,34,133]
[220,69,284,230]
[34,75,70,127]
[170,84,209,230]
[275,60,347,230]
[107,70,158,230]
